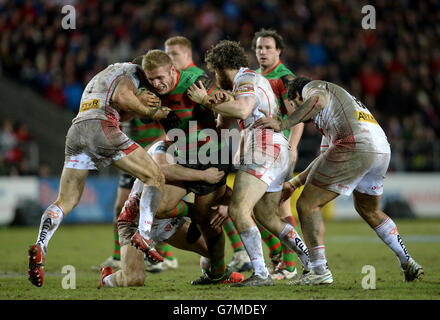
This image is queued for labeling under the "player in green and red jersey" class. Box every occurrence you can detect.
[165,36,252,274]
[147,36,210,271]
[165,36,206,77]
[137,49,241,285]
[252,28,304,280]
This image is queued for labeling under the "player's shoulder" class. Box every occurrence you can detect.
[277,63,295,77]
[303,80,328,91]
[235,68,258,82]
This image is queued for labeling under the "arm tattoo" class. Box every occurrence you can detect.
[280,96,322,131]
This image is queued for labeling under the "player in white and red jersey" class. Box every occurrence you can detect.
[255,77,424,284]
[27,60,171,287]
[99,140,244,287]
[187,40,311,287]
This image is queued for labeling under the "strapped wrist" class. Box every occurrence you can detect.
[288,175,302,188]
[201,95,211,107]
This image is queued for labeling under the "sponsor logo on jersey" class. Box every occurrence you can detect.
[355,111,378,124]
[79,99,100,113]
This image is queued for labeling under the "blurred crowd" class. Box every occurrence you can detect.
[0,0,439,173]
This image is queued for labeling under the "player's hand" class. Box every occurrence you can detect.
[187,81,210,106]
[136,87,161,108]
[211,91,234,104]
[202,167,225,184]
[209,204,228,230]
[150,106,171,121]
[253,108,282,131]
[280,181,296,203]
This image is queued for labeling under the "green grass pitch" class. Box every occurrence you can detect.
[1,219,439,300]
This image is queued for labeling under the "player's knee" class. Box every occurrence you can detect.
[140,170,165,190]
[227,204,241,221]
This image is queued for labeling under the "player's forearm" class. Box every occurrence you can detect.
[288,122,304,149]
[114,88,154,119]
[280,96,323,131]
[210,99,251,120]
[161,164,207,182]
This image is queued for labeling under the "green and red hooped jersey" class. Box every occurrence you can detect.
[159,69,221,157]
[128,118,163,148]
[127,65,208,149]
[256,61,295,138]
[184,63,207,78]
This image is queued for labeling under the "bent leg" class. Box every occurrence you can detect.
[113,147,164,190]
[254,192,309,270]
[296,182,338,275]
[228,171,269,278]
[167,221,209,257]
[192,185,227,278]
[112,244,146,287]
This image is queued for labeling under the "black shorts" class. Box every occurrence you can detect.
[179,144,234,195]
[181,162,232,195]
[118,172,136,189]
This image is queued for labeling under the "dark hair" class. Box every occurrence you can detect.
[204,40,249,71]
[251,28,286,55]
[287,77,312,100]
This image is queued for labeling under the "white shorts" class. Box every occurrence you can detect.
[64,119,138,170]
[119,216,186,246]
[308,149,390,196]
[238,130,291,192]
[150,217,186,243]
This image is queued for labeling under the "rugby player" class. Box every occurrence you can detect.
[28,60,170,287]
[252,28,304,280]
[97,55,168,272]
[99,140,244,287]
[255,77,425,284]
[166,36,252,274]
[165,36,206,77]
[187,40,311,287]
[130,50,240,285]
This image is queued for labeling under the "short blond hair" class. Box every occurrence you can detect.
[164,36,192,50]
[142,50,173,71]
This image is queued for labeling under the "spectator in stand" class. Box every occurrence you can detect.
[0,0,439,171]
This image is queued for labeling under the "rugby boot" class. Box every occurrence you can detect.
[98,266,114,288]
[191,267,244,285]
[403,258,424,282]
[232,272,274,287]
[130,231,163,264]
[28,244,45,287]
[289,269,333,285]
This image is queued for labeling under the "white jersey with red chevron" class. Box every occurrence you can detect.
[233,67,281,129]
[233,68,291,192]
[73,62,141,125]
